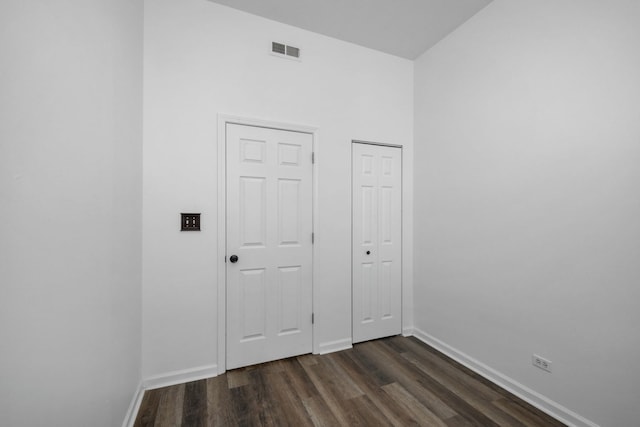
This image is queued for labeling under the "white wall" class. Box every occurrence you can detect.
[414,1,640,426]
[142,0,413,379]
[0,1,143,426]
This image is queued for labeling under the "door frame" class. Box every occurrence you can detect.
[351,140,404,341]
[217,114,319,374]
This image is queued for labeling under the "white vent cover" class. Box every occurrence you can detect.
[271,41,301,60]
[285,45,299,58]
[272,42,286,55]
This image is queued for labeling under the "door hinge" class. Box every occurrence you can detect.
[224,256,227,263]
[312,152,315,164]
[312,313,314,324]
[312,232,314,244]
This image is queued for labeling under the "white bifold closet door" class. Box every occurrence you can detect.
[352,142,402,344]
[226,123,313,370]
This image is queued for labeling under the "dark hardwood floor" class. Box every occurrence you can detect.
[134,336,565,426]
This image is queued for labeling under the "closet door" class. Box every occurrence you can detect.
[352,142,402,343]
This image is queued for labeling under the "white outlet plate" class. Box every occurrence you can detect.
[532,354,552,372]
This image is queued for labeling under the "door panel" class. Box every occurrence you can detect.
[239,177,266,247]
[239,268,266,340]
[352,143,402,343]
[278,178,302,245]
[227,123,313,369]
[361,262,375,322]
[277,265,302,334]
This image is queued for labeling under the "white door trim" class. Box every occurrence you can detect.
[352,139,403,149]
[217,114,319,374]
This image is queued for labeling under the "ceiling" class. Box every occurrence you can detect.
[208,0,492,59]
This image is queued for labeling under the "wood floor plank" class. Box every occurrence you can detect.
[309,354,365,401]
[412,373,502,426]
[297,353,318,367]
[206,375,238,426]
[337,394,394,427]
[299,357,361,425]
[181,380,207,427]
[321,353,366,398]
[330,351,413,425]
[282,359,320,400]
[134,336,567,427]
[443,414,479,427]
[408,358,524,427]
[389,338,504,401]
[300,395,342,427]
[286,358,335,425]
[343,345,397,387]
[374,340,508,427]
[245,368,281,427]
[335,350,426,427]
[154,383,184,427]
[134,388,162,427]
[397,347,530,427]
[492,398,566,427]
[228,382,264,426]
[358,339,513,427]
[360,339,461,421]
[226,368,250,389]
[381,381,450,427]
[261,368,315,427]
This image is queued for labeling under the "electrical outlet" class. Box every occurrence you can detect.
[532,354,552,372]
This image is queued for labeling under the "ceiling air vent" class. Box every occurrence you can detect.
[271,41,301,60]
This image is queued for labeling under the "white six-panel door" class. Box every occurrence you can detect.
[352,143,402,343]
[226,123,313,370]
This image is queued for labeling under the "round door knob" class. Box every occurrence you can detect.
[229,255,239,263]
[366,250,371,255]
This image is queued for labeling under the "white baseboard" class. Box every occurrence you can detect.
[142,364,218,391]
[122,382,144,427]
[411,328,599,427]
[402,326,414,337]
[318,338,352,355]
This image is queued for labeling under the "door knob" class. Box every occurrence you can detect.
[229,255,239,263]
[366,250,371,255]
